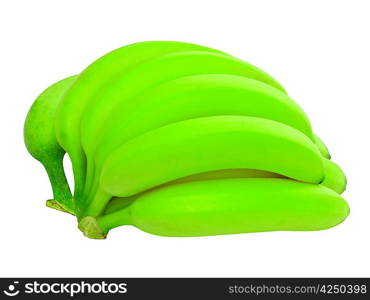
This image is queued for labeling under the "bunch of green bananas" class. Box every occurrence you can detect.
[24,41,349,239]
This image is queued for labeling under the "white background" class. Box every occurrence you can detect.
[0,0,369,277]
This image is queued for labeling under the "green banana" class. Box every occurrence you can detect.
[79,74,310,216]
[314,134,331,159]
[103,168,286,215]
[321,158,346,194]
[102,168,286,215]
[55,41,229,200]
[81,115,324,218]
[102,160,346,215]
[23,41,349,240]
[102,168,285,215]
[79,178,349,239]
[24,75,77,213]
[78,50,286,213]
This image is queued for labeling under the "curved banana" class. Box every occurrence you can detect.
[78,51,286,208]
[24,75,77,213]
[81,115,324,217]
[55,41,230,200]
[102,115,323,195]
[321,158,346,194]
[102,168,285,215]
[79,178,349,239]
[80,50,286,154]
[102,161,346,215]
[80,75,310,213]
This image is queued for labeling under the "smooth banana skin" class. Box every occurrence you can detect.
[55,41,227,200]
[321,158,346,194]
[24,76,77,213]
[102,162,345,215]
[79,75,311,216]
[79,178,349,239]
[314,134,331,159]
[102,115,324,196]
[83,115,325,218]
[78,51,286,214]
[103,168,286,215]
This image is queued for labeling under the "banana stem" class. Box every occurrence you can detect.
[78,187,112,219]
[70,152,86,201]
[77,171,100,215]
[43,155,74,213]
[98,208,132,233]
[80,156,96,207]
[78,199,132,239]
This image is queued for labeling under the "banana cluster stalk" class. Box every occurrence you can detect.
[24,41,349,239]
